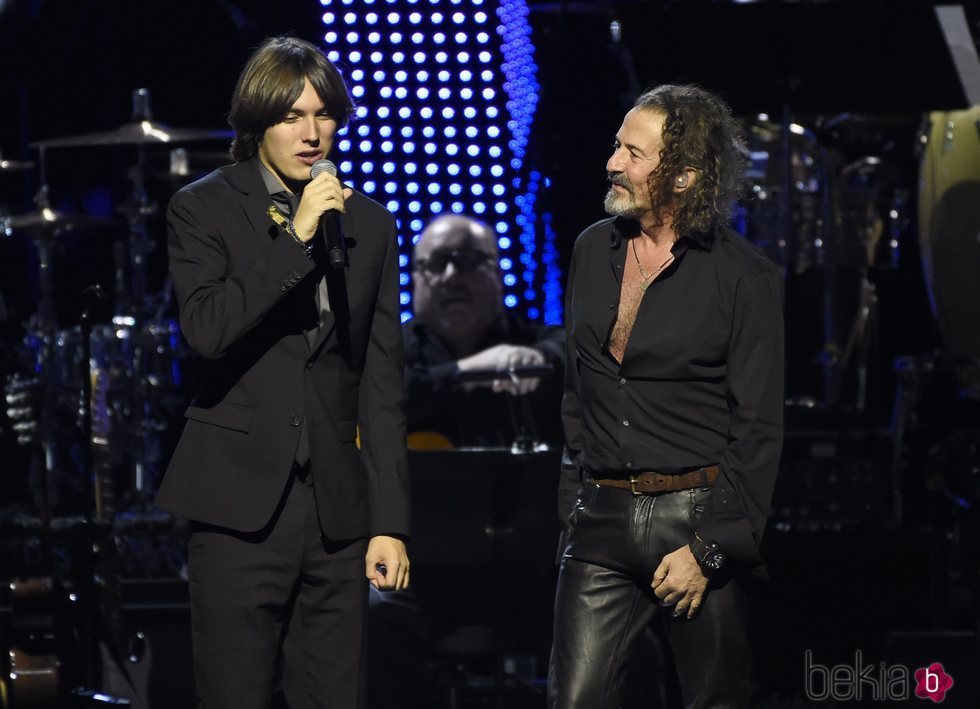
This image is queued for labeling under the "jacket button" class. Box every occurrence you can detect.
[305,361,314,369]
[290,415,301,427]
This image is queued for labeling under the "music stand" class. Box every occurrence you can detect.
[408,447,562,708]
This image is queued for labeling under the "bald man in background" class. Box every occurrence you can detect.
[403,214,565,448]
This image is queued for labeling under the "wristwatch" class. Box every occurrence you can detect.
[689,534,726,575]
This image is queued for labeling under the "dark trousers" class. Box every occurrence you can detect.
[187,470,369,709]
[548,483,754,709]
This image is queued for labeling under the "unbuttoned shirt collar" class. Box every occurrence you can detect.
[607,216,716,257]
[258,162,299,217]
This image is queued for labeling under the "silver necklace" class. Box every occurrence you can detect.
[632,238,673,291]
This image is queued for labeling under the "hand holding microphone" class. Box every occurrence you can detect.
[291,159,352,269]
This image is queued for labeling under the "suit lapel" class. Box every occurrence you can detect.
[222,160,323,351]
[223,160,284,249]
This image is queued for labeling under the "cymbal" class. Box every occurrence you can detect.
[148,149,233,183]
[0,158,35,172]
[31,121,232,149]
[2,208,119,233]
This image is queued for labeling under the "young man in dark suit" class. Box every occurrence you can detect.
[157,36,410,709]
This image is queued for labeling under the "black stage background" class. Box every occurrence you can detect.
[2,1,979,707]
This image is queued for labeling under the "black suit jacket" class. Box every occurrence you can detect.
[156,158,410,540]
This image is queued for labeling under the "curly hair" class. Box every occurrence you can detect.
[634,84,747,236]
[228,36,354,163]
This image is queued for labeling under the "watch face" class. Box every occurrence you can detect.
[692,538,725,572]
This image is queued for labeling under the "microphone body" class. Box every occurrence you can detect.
[310,159,346,269]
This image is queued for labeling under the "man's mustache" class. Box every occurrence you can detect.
[607,173,632,192]
[436,286,473,301]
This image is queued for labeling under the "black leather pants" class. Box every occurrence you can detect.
[548,483,754,709]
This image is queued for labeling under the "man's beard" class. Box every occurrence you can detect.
[604,173,645,218]
[604,186,641,218]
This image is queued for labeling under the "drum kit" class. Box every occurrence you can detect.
[2,88,231,561]
[0,88,234,708]
[742,114,827,275]
[745,106,980,536]
[739,111,916,414]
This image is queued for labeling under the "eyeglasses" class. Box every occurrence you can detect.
[415,248,495,275]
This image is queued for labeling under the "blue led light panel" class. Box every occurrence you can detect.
[320,0,560,324]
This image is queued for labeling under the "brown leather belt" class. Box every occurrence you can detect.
[590,465,720,496]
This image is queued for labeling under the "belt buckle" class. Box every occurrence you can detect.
[629,475,640,497]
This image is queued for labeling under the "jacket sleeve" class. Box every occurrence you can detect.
[694,266,785,568]
[531,324,567,366]
[557,241,584,525]
[402,337,460,429]
[357,213,411,537]
[167,187,314,359]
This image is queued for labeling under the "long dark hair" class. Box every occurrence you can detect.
[228,36,354,162]
[636,84,746,236]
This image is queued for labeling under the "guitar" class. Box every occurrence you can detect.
[3,576,71,709]
[2,334,72,709]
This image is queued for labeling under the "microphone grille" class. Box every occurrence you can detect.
[310,159,337,179]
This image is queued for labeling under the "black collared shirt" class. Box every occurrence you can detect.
[258,162,298,217]
[560,217,785,568]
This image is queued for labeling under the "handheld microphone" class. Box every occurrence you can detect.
[310,159,346,269]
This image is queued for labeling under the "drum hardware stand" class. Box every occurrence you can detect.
[818,142,839,409]
[888,353,950,527]
[764,103,840,409]
[117,174,154,498]
[884,188,907,269]
[72,284,140,708]
[26,179,60,333]
[837,271,879,412]
[78,285,101,690]
[19,175,71,563]
[117,88,160,500]
[829,153,874,412]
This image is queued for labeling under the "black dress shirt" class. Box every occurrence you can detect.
[560,216,784,569]
[403,312,565,447]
